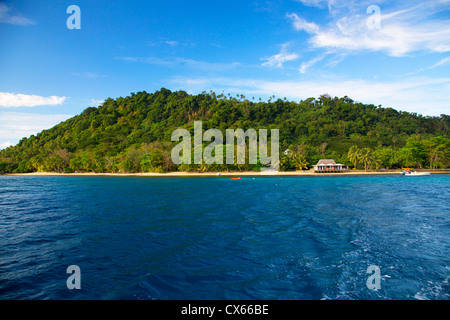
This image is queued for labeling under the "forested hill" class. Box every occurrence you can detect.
[1,88,449,173]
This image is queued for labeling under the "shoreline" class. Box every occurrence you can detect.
[6,169,450,177]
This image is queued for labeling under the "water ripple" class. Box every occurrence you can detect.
[0,175,449,299]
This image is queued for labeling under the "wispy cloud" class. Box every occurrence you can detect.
[299,55,325,73]
[177,59,240,71]
[118,57,140,62]
[286,13,320,33]
[165,40,178,46]
[0,3,35,26]
[293,0,353,12]
[0,92,66,108]
[288,1,450,57]
[294,0,329,8]
[0,141,13,150]
[117,56,241,72]
[261,43,300,67]
[71,72,106,79]
[90,99,104,107]
[147,39,195,48]
[430,57,450,69]
[253,1,279,13]
[0,112,73,148]
[210,43,225,49]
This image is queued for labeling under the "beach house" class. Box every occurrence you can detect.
[313,159,348,172]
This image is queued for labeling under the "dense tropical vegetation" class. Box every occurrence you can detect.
[0,88,449,174]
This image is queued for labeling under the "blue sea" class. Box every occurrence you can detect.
[0,174,449,300]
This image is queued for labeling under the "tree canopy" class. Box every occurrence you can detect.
[0,88,448,174]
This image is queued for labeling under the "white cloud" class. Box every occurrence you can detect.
[293,0,354,17]
[0,92,66,108]
[0,3,35,26]
[294,0,328,8]
[90,99,104,107]
[165,40,178,46]
[299,55,325,73]
[286,13,320,33]
[288,2,450,57]
[430,57,450,69]
[0,141,13,150]
[261,43,300,67]
[0,112,73,148]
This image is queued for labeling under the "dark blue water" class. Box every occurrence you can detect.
[0,175,449,300]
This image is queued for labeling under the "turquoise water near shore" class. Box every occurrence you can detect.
[0,175,449,300]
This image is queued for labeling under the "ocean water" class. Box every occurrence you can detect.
[0,174,449,300]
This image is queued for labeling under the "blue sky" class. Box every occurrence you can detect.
[0,0,449,149]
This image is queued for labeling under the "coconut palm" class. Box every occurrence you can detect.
[359,148,377,171]
[293,152,309,170]
[348,145,360,169]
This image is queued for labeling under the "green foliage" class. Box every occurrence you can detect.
[280,147,309,171]
[348,145,360,169]
[0,160,10,174]
[374,147,401,169]
[0,89,449,173]
[423,136,450,169]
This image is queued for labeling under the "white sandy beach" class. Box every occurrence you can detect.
[8,169,449,177]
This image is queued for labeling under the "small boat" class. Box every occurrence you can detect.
[230,177,241,180]
[401,170,431,176]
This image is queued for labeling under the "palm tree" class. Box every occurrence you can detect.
[370,157,382,170]
[293,153,309,170]
[348,145,360,169]
[359,148,374,171]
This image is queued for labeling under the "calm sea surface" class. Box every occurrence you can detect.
[0,175,449,300]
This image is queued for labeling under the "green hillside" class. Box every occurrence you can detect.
[0,88,449,173]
